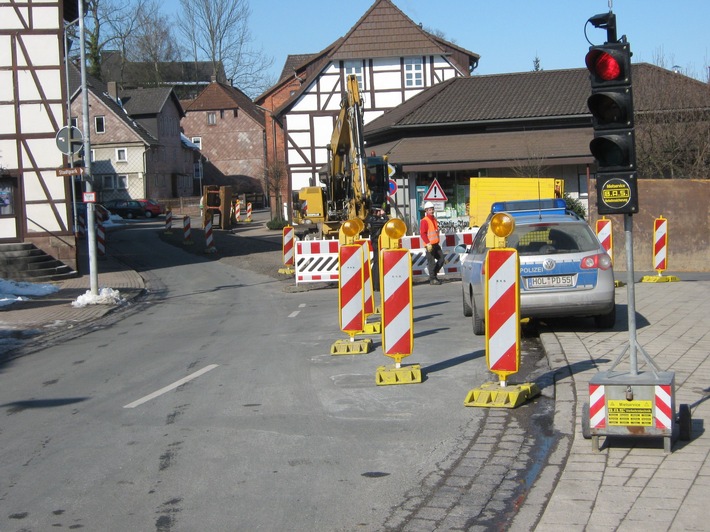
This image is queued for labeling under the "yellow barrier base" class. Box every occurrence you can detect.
[278,266,295,275]
[363,319,381,335]
[331,338,372,355]
[614,280,626,287]
[464,381,540,408]
[640,274,680,283]
[376,364,422,385]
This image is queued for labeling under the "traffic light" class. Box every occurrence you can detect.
[585,40,639,214]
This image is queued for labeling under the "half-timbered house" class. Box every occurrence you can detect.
[0,0,79,271]
[255,0,479,219]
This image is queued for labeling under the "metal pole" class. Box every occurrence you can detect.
[78,0,98,295]
[624,213,637,375]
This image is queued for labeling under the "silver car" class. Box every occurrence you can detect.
[458,201,616,335]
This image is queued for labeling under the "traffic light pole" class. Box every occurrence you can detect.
[78,0,98,296]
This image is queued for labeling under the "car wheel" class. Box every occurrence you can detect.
[126,212,134,219]
[145,210,153,218]
[472,298,485,336]
[594,304,616,329]
[462,284,472,317]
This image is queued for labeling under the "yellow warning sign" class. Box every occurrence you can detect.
[607,400,653,426]
[600,178,631,208]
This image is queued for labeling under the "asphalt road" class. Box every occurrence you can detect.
[0,220,556,531]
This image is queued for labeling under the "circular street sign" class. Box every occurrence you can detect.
[599,177,632,210]
[388,179,397,196]
[55,126,83,155]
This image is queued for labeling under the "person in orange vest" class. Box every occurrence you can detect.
[420,201,444,285]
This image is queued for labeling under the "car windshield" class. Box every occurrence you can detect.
[509,223,600,256]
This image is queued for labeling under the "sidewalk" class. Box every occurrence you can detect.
[0,244,145,352]
[513,274,710,531]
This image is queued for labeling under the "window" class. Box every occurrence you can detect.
[207,112,216,125]
[404,57,423,87]
[194,162,202,179]
[0,178,14,215]
[344,60,364,90]
[191,137,202,150]
[95,116,105,133]
[70,117,78,128]
[90,149,95,162]
[116,148,127,162]
[101,174,127,190]
[220,109,224,119]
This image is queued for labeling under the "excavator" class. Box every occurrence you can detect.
[295,74,393,239]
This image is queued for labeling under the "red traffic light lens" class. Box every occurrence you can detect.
[586,50,622,81]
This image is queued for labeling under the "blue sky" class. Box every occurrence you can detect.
[164,0,709,83]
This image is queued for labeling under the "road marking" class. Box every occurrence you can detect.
[123,364,219,409]
[288,304,307,318]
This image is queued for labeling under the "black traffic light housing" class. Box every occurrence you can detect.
[586,38,638,214]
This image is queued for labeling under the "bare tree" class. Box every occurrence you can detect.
[128,1,181,85]
[635,55,710,179]
[175,0,273,98]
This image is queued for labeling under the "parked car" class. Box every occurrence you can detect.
[135,198,165,218]
[102,199,145,219]
[72,202,111,221]
[457,198,616,335]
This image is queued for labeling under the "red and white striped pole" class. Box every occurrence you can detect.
[234,201,241,223]
[653,215,668,273]
[77,214,86,238]
[183,215,193,245]
[164,210,173,234]
[485,248,520,385]
[278,225,295,274]
[381,248,413,367]
[596,217,612,264]
[589,383,606,430]
[338,244,365,337]
[246,202,252,222]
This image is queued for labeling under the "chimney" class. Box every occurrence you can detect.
[107,81,118,102]
[211,75,217,83]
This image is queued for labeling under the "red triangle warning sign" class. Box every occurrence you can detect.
[423,178,448,201]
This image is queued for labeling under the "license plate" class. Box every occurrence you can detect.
[528,275,574,288]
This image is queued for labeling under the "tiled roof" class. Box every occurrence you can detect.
[278,54,317,83]
[184,82,265,127]
[120,87,181,117]
[365,63,710,137]
[67,62,157,147]
[101,51,226,86]
[331,0,475,61]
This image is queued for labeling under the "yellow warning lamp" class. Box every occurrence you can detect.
[340,218,363,244]
[490,212,515,248]
[382,218,407,250]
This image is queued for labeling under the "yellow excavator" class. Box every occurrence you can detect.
[295,74,392,239]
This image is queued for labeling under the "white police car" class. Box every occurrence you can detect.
[457,199,616,335]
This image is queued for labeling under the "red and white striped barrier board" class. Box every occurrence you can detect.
[165,210,173,233]
[596,217,612,264]
[246,202,252,222]
[655,384,673,430]
[296,240,340,283]
[589,383,606,429]
[77,214,86,238]
[381,249,413,357]
[205,219,215,251]
[653,216,668,272]
[357,240,375,314]
[338,244,365,334]
[282,226,295,267]
[401,231,477,276]
[485,248,520,381]
[97,216,105,256]
[234,202,241,222]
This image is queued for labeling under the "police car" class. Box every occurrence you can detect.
[457,199,616,335]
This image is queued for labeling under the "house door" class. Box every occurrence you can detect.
[0,174,22,242]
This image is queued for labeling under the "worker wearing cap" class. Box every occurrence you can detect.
[420,201,444,285]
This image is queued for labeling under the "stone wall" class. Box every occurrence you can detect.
[588,179,710,272]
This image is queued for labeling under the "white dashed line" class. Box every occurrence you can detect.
[123,364,219,408]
